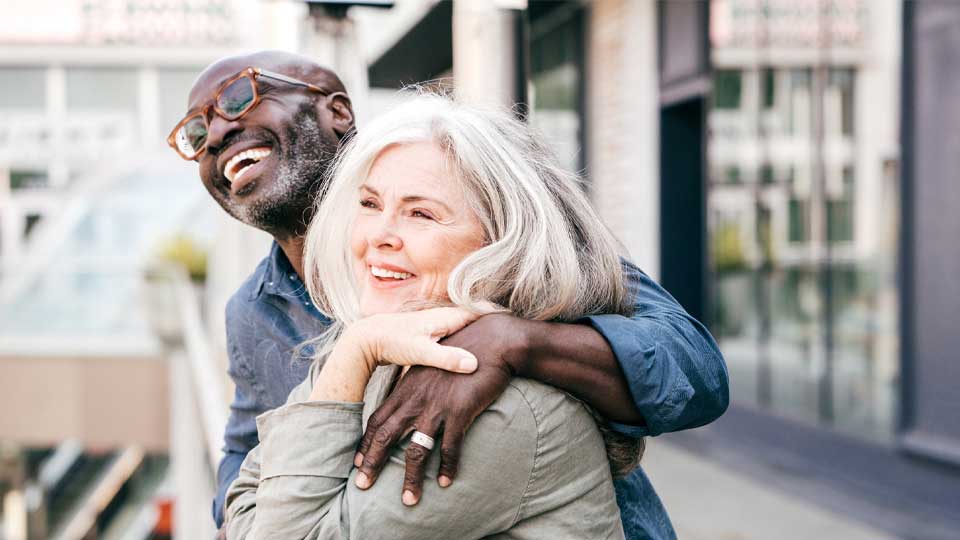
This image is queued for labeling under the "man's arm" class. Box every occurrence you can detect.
[355,260,728,502]
[212,302,263,528]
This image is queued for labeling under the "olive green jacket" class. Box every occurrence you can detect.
[224,363,624,539]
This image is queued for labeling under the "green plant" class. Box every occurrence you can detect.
[711,221,747,273]
[155,234,208,282]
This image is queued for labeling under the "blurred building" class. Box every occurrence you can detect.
[2,0,958,539]
[357,0,959,537]
[0,1,308,538]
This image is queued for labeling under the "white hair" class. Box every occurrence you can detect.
[305,92,631,330]
[302,92,641,475]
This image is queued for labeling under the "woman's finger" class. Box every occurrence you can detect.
[420,307,483,340]
[382,339,478,373]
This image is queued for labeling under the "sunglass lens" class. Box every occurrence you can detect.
[176,116,207,158]
[218,76,255,118]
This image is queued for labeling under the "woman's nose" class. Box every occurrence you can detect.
[369,216,404,250]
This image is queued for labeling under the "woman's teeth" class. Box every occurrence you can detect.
[225,148,272,183]
[370,266,413,280]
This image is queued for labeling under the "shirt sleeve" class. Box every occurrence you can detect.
[213,295,263,527]
[578,260,729,437]
[224,381,553,540]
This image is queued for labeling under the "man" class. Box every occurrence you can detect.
[170,50,728,540]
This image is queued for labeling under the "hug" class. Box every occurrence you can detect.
[168,51,728,540]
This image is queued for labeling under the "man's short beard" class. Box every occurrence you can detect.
[229,109,339,238]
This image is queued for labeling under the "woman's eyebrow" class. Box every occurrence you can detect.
[400,194,453,213]
[360,184,453,213]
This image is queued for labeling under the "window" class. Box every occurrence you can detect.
[0,68,46,109]
[529,7,585,175]
[788,198,809,242]
[762,68,776,109]
[10,169,49,190]
[708,60,896,441]
[713,70,742,109]
[66,68,138,112]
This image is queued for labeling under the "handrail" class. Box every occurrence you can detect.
[54,446,145,540]
[169,267,229,469]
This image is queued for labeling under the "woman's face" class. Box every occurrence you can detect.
[351,141,485,316]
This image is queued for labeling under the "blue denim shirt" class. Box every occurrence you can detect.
[213,242,729,540]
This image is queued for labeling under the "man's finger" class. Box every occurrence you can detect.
[356,396,402,464]
[401,420,441,506]
[356,416,409,489]
[437,427,465,487]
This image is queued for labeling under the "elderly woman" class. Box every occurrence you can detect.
[224,94,640,539]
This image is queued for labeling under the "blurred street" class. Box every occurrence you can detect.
[644,440,893,540]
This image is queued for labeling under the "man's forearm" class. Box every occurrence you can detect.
[511,319,644,425]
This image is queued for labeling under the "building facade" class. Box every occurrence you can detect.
[358,0,959,537]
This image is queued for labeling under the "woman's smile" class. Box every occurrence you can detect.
[350,141,485,315]
[366,263,417,289]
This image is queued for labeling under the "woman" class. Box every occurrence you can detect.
[224,94,639,539]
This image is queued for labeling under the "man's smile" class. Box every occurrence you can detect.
[217,143,276,196]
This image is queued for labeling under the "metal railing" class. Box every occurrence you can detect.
[144,263,228,540]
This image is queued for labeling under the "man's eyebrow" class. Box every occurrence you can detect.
[359,184,453,213]
[185,72,237,113]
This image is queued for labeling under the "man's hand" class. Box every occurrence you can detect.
[353,313,527,506]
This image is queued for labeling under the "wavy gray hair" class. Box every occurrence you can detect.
[303,92,642,476]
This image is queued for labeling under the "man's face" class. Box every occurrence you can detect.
[186,60,342,236]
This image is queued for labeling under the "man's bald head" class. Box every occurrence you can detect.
[190,50,348,105]
[184,50,355,239]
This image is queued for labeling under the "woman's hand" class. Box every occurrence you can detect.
[309,306,487,402]
[354,306,487,373]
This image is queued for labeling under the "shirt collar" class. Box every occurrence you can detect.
[253,241,308,300]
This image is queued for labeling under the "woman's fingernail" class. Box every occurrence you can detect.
[402,490,418,506]
[459,356,477,372]
[438,475,452,487]
[354,452,363,467]
[355,472,370,489]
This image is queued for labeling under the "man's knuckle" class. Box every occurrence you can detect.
[406,444,429,461]
[439,446,459,463]
[372,428,395,446]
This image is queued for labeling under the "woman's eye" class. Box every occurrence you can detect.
[359,199,378,209]
[411,209,435,220]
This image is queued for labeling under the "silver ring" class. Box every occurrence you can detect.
[410,431,435,450]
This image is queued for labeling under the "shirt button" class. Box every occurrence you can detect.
[289,274,297,280]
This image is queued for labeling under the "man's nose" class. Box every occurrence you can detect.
[204,114,242,155]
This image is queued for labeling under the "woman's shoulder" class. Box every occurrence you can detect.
[482,378,610,473]
[498,378,601,435]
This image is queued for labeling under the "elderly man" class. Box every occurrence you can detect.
[169,50,728,540]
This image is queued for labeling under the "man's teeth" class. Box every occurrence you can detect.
[370,266,413,280]
[225,148,272,183]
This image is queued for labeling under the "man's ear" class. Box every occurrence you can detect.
[326,93,355,139]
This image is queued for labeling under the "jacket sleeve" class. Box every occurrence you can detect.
[578,260,729,437]
[224,380,550,540]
